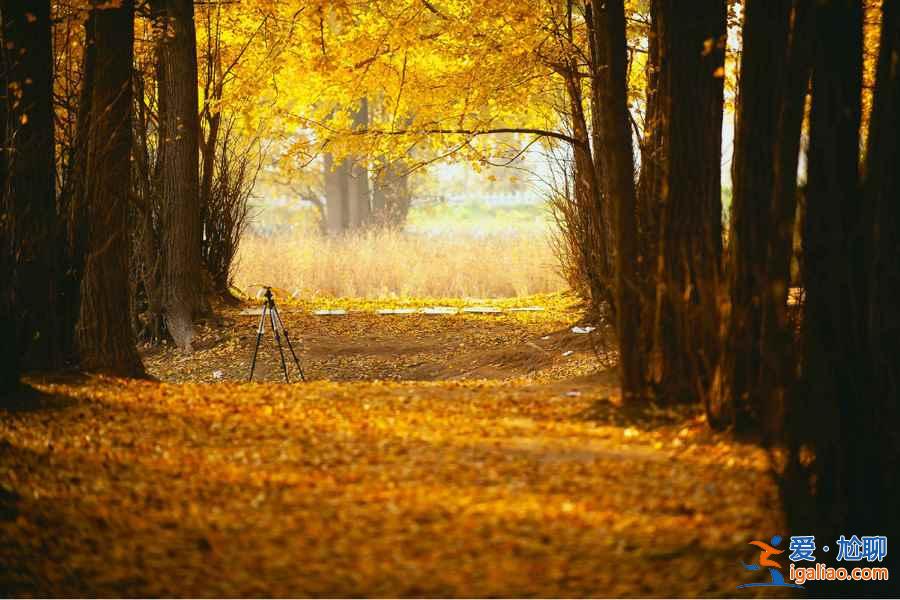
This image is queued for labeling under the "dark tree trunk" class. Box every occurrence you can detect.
[0,1,58,395]
[647,0,725,404]
[199,92,223,294]
[153,0,206,352]
[797,0,866,537]
[782,3,900,592]
[55,12,98,370]
[635,5,662,383]
[585,3,615,284]
[711,0,793,430]
[588,0,643,401]
[758,0,814,436]
[199,111,221,254]
[75,0,144,376]
[861,0,900,553]
[785,0,871,580]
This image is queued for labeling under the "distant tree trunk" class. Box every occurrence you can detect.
[373,110,413,229]
[372,158,411,228]
[324,100,372,235]
[647,0,725,404]
[563,65,610,312]
[199,102,221,280]
[588,0,643,401]
[0,1,57,393]
[348,98,372,229]
[758,0,814,436]
[710,0,793,429]
[153,0,206,352]
[324,151,349,235]
[75,0,144,376]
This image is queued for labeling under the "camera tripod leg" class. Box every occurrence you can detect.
[248,302,268,382]
[269,301,290,382]
[272,303,305,382]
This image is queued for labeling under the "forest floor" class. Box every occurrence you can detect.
[0,293,789,597]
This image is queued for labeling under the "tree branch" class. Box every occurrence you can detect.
[355,127,586,151]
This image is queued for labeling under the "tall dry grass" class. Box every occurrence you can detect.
[233,229,566,299]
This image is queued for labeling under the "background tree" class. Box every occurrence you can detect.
[152,0,206,351]
[324,100,373,235]
[197,2,261,298]
[75,0,144,376]
[588,0,642,400]
[757,0,813,438]
[644,0,726,404]
[711,0,794,429]
[0,1,58,394]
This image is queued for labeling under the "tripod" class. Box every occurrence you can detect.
[247,287,306,382]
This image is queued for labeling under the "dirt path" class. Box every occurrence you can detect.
[140,294,604,384]
[0,297,785,597]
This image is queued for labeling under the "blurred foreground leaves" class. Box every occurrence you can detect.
[1,377,782,596]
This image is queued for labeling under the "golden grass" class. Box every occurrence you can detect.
[233,228,566,299]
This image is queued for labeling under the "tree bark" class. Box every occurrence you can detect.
[75,0,144,376]
[324,100,373,235]
[55,11,98,370]
[373,158,411,228]
[588,0,642,401]
[785,0,868,549]
[635,5,662,385]
[348,98,372,229]
[0,1,57,393]
[758,0,814,436]
[153,0,206,352]
[711,0,793,429]
[563,65,610,312]
[860,0,900,547]
[647,0,725,404]
[324,151,349,235]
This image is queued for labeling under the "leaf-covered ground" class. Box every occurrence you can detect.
[1,294,786,597]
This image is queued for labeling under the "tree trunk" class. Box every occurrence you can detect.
[711,0,793,429]
[784,0,868,559]
[647,0,725,404]
[373,158,411,228]
[324,151,349,235]
[635,5,662,386]
[861,0,900,549]
[563,66,610,312]
[758,0,814,437]
[348,98,372,228]
[588,0,642,401]
[325,100,372,235]
[55,11,98,370]
[585,4,615,279]
[153,0,206,352]
[0,1,57,393]
[75,0,144,376]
